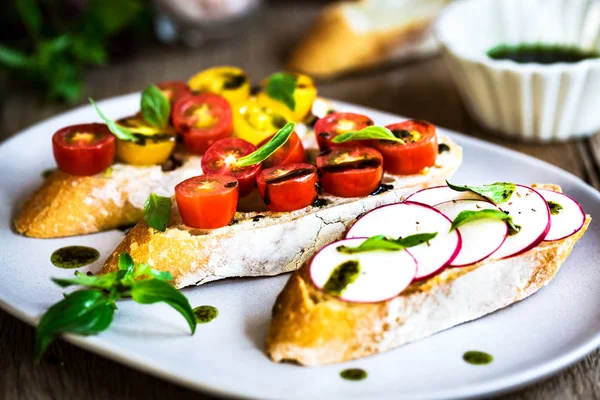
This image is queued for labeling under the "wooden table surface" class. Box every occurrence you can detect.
[1,4,599,400]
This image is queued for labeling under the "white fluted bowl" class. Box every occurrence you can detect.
[435,0,600,142]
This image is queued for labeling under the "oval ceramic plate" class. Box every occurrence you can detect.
[0,95,598,400]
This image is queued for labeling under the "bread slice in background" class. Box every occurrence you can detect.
[265,184,590,366]
[288,0,450,78]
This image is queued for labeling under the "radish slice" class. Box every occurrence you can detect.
[346,202,461,280]
[537,189,586,241]
[493,185,551,259]
[309,238,417,303]
[434,200,507,267]
[406,185,487,206]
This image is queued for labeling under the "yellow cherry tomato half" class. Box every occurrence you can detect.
[233,97,293,145]
[116,115,177,166]
[257,73,317,122]
[187,66,250,105]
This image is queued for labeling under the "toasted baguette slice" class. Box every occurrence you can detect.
[288,0,449,78]
[15,156,203,238]
[265,184,590,366]
[100,135,461,288]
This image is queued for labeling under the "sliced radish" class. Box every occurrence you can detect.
[346,202,461,280]
[434,200,507,267]
[406,185,487,206]
[536,189,586,241]
[309,238,417,303]
[493,185,551,259]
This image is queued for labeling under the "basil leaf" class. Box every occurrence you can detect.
[332,126,405,144]
[52,271,120,290]
[35,290,114,361]
[337,232,438,254]
[140,84,170,128]
[235,122,295,167]
[16,0,42,38]
[130,280,196,334]
[446,181,515,204]
[133,263,173,281]
[0,45,32,69]
[450,209,521,234]
[89,98,138,141]
[143,193,172,232]
[265,72,296,111]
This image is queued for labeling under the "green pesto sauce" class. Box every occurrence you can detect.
[41,168,56,179]
[547,200,563,216]
[463,350,494,365]
[488,43,599,64]
[194,305,218,324]
[340,368,367,381]
[50,246,100,269]
[323,260,360,296]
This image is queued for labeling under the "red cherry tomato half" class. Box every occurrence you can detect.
[175,174,238,229]
[156,81,191,105]
[172,93,233,155]
[314,112,374,151]
[258,131,306,168]
[201,138,261,197]
[52,123,115,176]
[316,147,383,198]
[257,163,318,212]
[374,120,438,175]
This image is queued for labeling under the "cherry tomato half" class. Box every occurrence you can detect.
[156,81,191,106]
[175,174,239,229]
[258,131,306,168]
[52,123,115,176]
[316,147,383,198]
[201,138,261,197]
[187,66,250,105]
[172,93,233,155]
[374,120,438,175]
[116,115,176,166]
[314,112,374,151]
[257,163,318,212]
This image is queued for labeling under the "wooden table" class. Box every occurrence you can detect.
[1,3,599,399]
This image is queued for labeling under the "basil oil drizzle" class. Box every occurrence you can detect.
[488,43,599,64]
[463,350,494,365]
[547,200,563,216]
[323,260,360,296]
[340,368,368,381]
[193,305,219,324]
[51,246,100,269]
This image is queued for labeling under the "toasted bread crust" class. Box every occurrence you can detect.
[265,185,590,366]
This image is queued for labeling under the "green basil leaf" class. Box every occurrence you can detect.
[265,72,296,111]
[235,122,295,167]
[332,126,405,144]
[140,84,170,128]
[337,232,438,254]
[446,181,515,204]
[450,209,521,234]
[143,193,172,232]
[130,280,196,334]
[52,271,120,290]
[87,0,144,35]
[0,45,32,69]
[133,263,173,281]
[16,0,42,38]
[35,290,114,361]
[89,98,138,141]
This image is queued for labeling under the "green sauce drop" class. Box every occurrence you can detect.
[488,43,599,64]
[41,168,56,179]
[340,368,367,381]
[463,350,494,365]
[323,260,360,296]
[547,200,563,216]
[194,305,218,324]
[50,246,100,269]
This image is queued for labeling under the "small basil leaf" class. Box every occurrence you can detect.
[16,0,42,38]
[140,84,171,128]
[332,126,405,144]
[130,280,196,334]
[133,263,173,281]
[0,45,32,69]
[89,98,138,141]
[143,193,172,232]
[35,290,114,361]
[52,271,120,290]
[446,181,516,204]
[392,232,438,248]
[337,232,438,254]
[235,122,295,167]
[265,72,296,111]
[450,209,520,234]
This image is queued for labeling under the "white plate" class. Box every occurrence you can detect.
[1,95,598,400]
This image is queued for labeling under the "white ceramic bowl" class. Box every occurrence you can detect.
[435,0,600,142]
